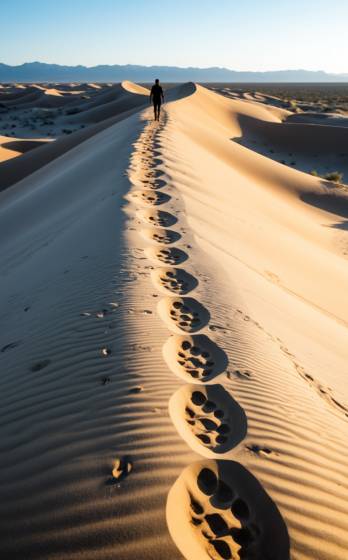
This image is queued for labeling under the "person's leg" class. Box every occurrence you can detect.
[157,103,161,120]
[153,103,156,120]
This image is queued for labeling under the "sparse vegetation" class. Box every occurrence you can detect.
[310,169,343,183]
[207,83,348,114]
[324,171,343,183]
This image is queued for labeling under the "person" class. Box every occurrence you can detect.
[150,79,164,121]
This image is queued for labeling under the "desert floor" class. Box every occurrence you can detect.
[1,81,348,560]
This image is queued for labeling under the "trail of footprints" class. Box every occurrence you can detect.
[128,118,289,559]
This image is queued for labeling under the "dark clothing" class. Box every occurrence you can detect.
[151,84,163,104]
[151,83,163,121]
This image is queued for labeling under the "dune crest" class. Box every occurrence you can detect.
[121,80,149,95]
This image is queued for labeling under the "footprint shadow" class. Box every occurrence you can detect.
[158,296,210,333]
[163,334,228,383]
[170,384,247,457]
[151,267,198,295]
[138,209,177,228]
[141,227,181,245]
[167,460,290,560]
[145,246,189,265]
[132,189,171,206]
[142,178,167,190]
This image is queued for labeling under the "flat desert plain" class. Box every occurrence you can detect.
[1,80,348,560]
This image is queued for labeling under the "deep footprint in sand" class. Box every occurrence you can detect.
[143,178,167,190]
[137,208,177,228]
[141,227,181,245]
[167,460,290,560]
[145,246,188,265]
[163,334,228,382]
[158,296,210,333]
[106,456,133,485]
[141,169,162,181]
[151,267,198,295]
[169,384,247,456]
[147,157,163,168]
[132,189,171,206]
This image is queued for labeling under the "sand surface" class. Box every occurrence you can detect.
[1,81,348,560]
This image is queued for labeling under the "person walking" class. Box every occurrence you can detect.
[150,79,164,121]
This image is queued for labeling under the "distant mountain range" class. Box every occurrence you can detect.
[1,62,348,83]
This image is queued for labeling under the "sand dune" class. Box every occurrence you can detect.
[0,135,52,162]
[0,81,348,560]
[64,85,148,124]
[0,82,151,189]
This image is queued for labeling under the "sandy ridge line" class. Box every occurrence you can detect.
[126,107,290,560]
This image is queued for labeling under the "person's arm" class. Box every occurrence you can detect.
[161,87,164,102]
[150,86,153,104]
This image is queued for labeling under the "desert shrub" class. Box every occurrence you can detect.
[62,128,72,134]
[324,171,343,183]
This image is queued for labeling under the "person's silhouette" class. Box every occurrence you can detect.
[150,79,164,121]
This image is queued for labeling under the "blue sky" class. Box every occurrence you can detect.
[1,0,347,72]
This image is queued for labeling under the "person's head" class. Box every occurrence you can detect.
[155,78,159,85]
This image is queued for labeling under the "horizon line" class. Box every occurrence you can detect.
[1,60,347,75]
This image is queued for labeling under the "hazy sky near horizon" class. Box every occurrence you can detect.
[1,0,347,73]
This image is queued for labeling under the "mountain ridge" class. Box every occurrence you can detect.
[1,61,348,82]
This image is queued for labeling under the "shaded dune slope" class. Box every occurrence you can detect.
[0,82,150,190]
[63,81,149,121]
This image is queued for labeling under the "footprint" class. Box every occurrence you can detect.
[163,334,228,382]
[132,189,170,206]
[147,157,163,168]
[151,267,198,295]
[142,170,156,179]
[30,359,51,372]
[167,460,290,560]
[129,385,144,393]
[1,341,21,352]
[246,444,273,457]
[158,297,210,333]
[141,227,181,245]
[143,178,167,190]
[145,246,188,265]
[169,385,247,456]
[106,456,133,484]
[137,209,177,228]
